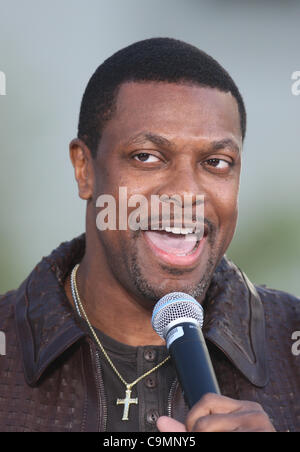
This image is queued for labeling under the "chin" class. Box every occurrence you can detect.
[131,264,214,305]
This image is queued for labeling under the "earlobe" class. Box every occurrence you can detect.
[69,139,94,200]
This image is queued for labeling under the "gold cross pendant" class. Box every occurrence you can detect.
[116,388,138,421]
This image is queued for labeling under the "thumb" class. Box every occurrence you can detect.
[156,416,187,432]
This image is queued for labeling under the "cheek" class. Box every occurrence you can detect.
[217,193,239,251]
[208,182,239,232]
[221,190,239,221]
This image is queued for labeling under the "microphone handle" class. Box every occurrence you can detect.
[167,322,220,408]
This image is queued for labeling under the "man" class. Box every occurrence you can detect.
[0,38,299,432]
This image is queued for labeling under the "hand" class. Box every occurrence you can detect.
[157,393,276,432]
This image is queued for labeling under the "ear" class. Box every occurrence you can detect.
[69,139,94,200]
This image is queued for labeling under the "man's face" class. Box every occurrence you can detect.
[91,82,242,305]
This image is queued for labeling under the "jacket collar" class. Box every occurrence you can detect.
[15,234,268,387]
[203,258,268,387]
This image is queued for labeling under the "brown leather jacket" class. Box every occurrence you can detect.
[0,235,299,432]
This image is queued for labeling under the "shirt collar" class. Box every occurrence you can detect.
[15,234,268,387]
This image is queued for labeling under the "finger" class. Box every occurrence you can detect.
[157,416,187,432]
[186,393,247,432]
[189,413,240,432]
[190,410,274,433]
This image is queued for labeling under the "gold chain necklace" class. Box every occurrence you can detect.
[70,263,170,421]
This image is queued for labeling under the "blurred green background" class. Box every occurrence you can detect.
[0,0,299,296]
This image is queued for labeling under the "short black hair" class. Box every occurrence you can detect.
[78,37,246,158]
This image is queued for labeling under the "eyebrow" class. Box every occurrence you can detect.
[210,138,240,154]
[125,133,240,154]
[125,132,175,150]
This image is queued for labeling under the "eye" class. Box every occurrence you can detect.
[203,158,232,171]
[133,153,160,163]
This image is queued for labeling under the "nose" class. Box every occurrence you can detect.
[156,160,204,205]
[150,160,205,234]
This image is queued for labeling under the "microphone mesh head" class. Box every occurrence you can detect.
[151,292,204,339]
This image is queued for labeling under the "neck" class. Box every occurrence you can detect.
[64,235,164,348]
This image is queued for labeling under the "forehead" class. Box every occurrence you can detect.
[100,81,242,149]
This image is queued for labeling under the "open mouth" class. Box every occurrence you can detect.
[143,224,208,267]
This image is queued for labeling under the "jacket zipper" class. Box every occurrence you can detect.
[89,344,108,432]
[167,378,178,418]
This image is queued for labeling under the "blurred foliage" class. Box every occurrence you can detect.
[227,208,300,296]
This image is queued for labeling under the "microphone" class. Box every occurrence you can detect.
[152,292,220,409]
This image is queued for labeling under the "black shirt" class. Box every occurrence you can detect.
[94,327,177,432]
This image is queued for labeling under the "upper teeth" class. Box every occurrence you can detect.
[163,226,195,235]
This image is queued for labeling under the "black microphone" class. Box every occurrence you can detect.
[152,292,220,409]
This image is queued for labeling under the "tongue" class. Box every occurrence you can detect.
[145,230,197,255]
